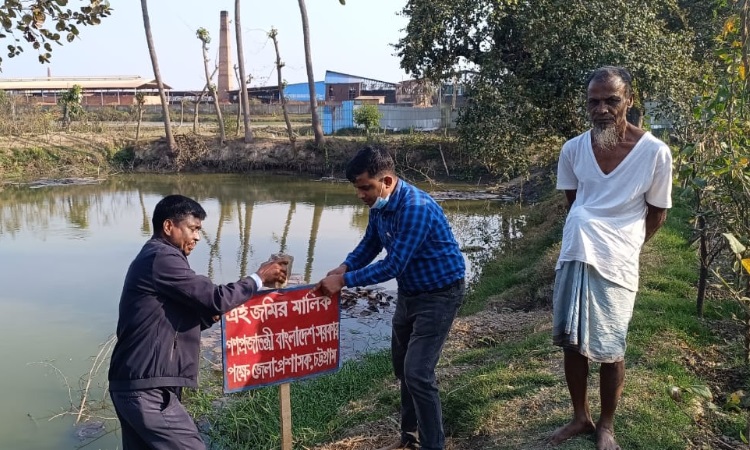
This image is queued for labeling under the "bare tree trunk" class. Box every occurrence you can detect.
[297,0,325,148]
[193,93,205,134]
[135,105,143,145]
[134,93,146,146]
[743,0,750,367]
[741,0,750,98]
[697,223,708,317]
[696,190,708,317]
[269,28,296,148]
[62,104,71,130]
[235,0,253,142]
[192,99,201,133]
[202,42,226,143]
[234,65,242,137]
[140,0,175,151]
[235,95,242,137]
[451,76,458,111]
[192,67,218,134]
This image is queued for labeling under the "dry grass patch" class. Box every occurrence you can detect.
[446,309,552,354]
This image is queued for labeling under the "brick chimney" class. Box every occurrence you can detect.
[218,10,232,103]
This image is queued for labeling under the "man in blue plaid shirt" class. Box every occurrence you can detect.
[317,146,465,450]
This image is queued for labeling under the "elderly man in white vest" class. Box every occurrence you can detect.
[549,66,673,450]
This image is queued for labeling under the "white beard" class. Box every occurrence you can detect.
[591,124,619,152]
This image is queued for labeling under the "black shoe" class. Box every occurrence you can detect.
[376,431,419,450]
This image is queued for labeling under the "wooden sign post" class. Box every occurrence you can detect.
[280,383,292,450]
[269,254,294,450]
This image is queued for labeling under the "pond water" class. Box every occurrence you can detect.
[0,173,525,449]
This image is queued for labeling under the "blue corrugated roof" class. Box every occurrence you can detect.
[284,81,324,102]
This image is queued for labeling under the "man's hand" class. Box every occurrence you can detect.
[315,274,345,298]
[326,264,348,277]
[256,260,288,286]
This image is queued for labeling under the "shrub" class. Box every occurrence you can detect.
[353,104,382,137]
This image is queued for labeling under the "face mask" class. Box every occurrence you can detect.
[371,194,390,210]
[371,182,390,209]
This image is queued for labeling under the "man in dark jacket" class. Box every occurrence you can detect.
[108,194,287,450]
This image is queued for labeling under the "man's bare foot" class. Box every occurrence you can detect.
[549,419,596,445]
[595,426,620,450]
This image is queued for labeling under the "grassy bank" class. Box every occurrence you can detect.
[0,129,507,187]
[185,191,750,449]
[0,133,122,181]
[0,128,429,180]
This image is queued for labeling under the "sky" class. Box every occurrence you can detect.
[0,0,411,90]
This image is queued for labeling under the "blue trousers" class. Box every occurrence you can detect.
[110,387,206,450]
[392,280,465,450]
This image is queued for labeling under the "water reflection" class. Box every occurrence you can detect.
[0,173,526,450]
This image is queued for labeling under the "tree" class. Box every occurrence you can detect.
[196,27,226,144]
[677,3,750,317]
[140,0,175,151]
[269,27,296,147]
[353,103,382,137]
[396,0,703,177]
[58,83,82,129]
[297,0,324,147]
[0,0,111,66]
[233,64,242,137]
[296,0,345,148]
[191,66,217,134]
[134,92,145,145]
[677,0,732,66]
[235,0,252,143]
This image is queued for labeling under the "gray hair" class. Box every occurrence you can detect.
[585,66,633,97]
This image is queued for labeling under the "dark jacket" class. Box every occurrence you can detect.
[108,237,259,390]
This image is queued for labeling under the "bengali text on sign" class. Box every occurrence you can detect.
[221,285,340,393]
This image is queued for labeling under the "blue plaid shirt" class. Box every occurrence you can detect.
[343,179,465,294]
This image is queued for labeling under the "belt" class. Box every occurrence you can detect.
[401,278,464,297]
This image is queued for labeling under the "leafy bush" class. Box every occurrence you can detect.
[110,147,135,167]
[353,104,382,136]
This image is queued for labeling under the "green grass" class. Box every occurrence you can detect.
[0,145,110,180]
[186,352,393,449]
[435,197,722,449]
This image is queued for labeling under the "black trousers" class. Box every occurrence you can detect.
[110,387,206,450]
[392,279,465,450]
